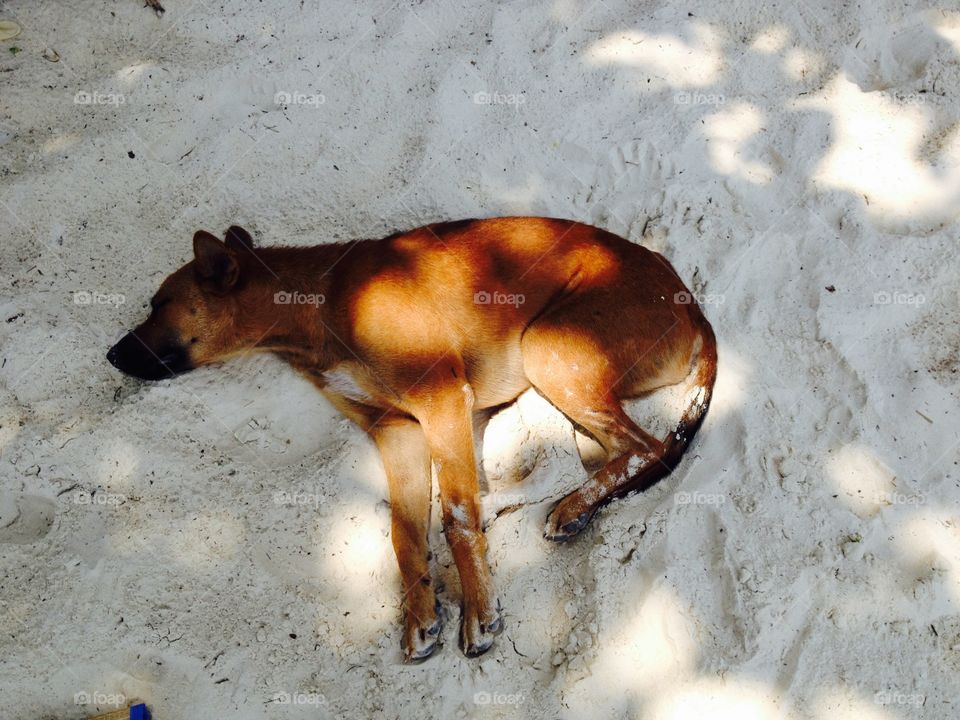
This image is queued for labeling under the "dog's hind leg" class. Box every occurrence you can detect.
[520,308,711,542]
[536,393,663,541]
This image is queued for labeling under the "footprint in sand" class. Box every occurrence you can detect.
[0,493,56,544]
[550,137,671,237]
[844,13,952,93]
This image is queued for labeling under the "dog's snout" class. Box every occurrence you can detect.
[107,331,141,374]
[107,331,193,380]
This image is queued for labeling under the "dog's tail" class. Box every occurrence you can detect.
[662,315,717,470]
[612,314,718,500]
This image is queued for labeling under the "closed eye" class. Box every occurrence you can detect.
[150,296,171,312]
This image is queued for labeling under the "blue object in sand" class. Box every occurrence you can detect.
[129,705,151,720]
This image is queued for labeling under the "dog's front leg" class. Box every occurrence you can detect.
[416,382,502,657]
[370,418,440,662]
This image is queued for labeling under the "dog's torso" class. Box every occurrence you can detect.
[265,217,695,415]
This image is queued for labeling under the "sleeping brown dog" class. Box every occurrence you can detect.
[107,217,717,661]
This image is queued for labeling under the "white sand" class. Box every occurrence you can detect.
[1,1,959,718]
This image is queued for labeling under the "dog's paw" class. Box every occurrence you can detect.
[544,496,595,542]
[402,604,443,663]
[459,601,503,657]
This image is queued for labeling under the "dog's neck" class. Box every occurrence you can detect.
[235,243,355,370]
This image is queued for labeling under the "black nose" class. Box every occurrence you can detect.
[106,331,192,380]
[107,332,140,373]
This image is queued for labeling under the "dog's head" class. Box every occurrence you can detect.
[107,226,259,380]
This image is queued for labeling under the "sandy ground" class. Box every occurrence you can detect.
[1,1,959,718]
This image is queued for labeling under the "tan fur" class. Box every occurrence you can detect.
[112,217,718,661]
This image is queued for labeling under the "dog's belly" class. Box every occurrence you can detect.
[467,341,530,409]
[322,363,377,404]
[318,352,529,413]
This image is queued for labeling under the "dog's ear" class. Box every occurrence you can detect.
[193,230,239,294]
[225,225,255,253]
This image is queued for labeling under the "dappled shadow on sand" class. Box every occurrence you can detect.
[2,2,960,719]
